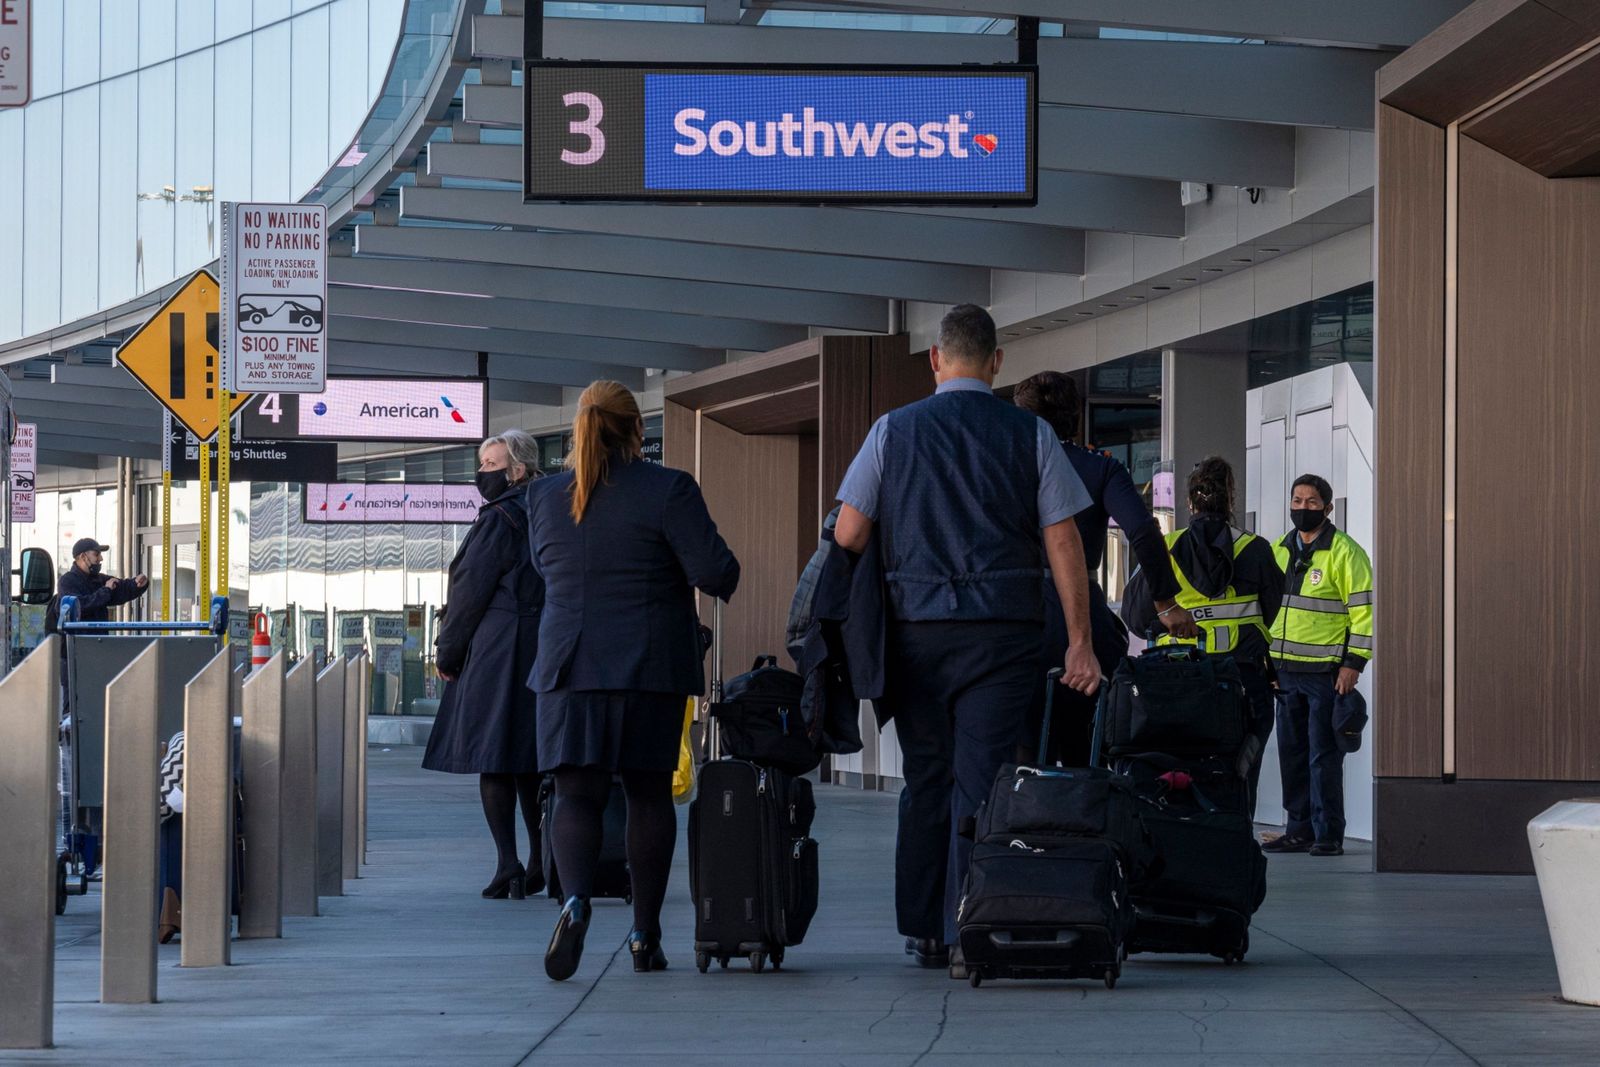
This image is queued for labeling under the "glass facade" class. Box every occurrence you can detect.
[0,0,409,345]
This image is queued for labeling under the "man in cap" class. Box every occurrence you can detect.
[44,538,150,633]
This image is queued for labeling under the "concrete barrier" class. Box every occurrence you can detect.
[359,654,371,866]
[181,651,235,968]
[101,642,162,1004]
[240,652,286,939]
[315,657,346,898]
[281,657,319,917]
[342,652,364,881]
[1528,800,1600,1006]
[0,640,61,1048]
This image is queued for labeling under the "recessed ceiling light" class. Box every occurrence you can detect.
[1151,285,1172,291]
[1258,248,1280,253]
[1076,311,1094,316]
[1049,318,1071,324]
[1026,325,1044,330]
[1098,302,1120,308]
[1004,331,1022,337]
[1127,294,1145,300]
[1202,267,1226,273]
[1177,277,1197,283]
[1231,257,1253,263]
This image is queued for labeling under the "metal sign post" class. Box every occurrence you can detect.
[217,390,230,642]
[198,440,210,620]
[161,412,172,623]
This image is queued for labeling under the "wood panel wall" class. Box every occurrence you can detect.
[818,338,874,523]
[1454,136,1600,781]
[1375,104,1448,779]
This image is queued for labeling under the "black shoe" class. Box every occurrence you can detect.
[906,937,949,968]
[1309,841,1345,857]
[545,896,592,981]
[1261,833,1313,854]
[483,863,526,900]
[629,930,669,973]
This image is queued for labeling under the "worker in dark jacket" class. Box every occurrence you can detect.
[1122,457,1284,806]
[45,538,148,633]
[528,380,740,981]
[1014,372,1197,764]
[422,429,546,902]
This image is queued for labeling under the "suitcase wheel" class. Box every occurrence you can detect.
[771,947,784,971]
[1104,968,1117,990]
[968,972,982,988]
[719,956,729,969]
[749,951,766,974]
[696,952,710,974]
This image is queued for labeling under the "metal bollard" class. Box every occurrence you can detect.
[101,642,163,1004]
[239,652,286,939]
[0,640,62,1048]
[315,657,346,898]
[181,650,235,967]
[359,654,371,866]
[280,657,319,917]
[342,653,363,881]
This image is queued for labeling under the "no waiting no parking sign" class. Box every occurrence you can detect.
[222,202,328,394]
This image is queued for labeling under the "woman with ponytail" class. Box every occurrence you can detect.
[1119,456,1284,807]
[525,381,740,981]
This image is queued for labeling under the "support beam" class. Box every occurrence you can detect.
[335,285,803,353]
[465,81,1296,188]
[13,397,167,430]
[332,255,888,332]
[355,224,989,304]
[473,15,1388,127]
[330,315,716,374]
[411,166,1088,270]
[326,337,648,391]
[878,170,1183,236]
[9,378,165,414]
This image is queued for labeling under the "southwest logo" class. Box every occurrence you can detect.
[974,133,998,155]
[674,109,975,160]
[441,396,466,424]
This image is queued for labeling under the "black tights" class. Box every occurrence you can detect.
[480,772,543,873]
[552,767,676,936]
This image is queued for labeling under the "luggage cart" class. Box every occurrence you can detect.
[54,594,227,915]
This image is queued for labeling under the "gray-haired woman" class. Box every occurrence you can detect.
[422,429,546,899]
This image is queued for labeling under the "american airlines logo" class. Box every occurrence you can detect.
[673,109,992,160]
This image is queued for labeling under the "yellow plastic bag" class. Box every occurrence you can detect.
[672,697,697,804]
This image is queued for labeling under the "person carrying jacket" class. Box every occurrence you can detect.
[1122,457,1284,806]
[1013,371,1198,765]
[1262,473,1374,857]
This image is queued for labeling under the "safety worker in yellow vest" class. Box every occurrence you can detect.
[1122,457,1284,805]
[1261,474,1373,858]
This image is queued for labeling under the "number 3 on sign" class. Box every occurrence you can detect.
[561,92,605,166]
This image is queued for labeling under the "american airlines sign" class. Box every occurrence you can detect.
[303,483,485,524]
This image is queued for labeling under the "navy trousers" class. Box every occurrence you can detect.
[1275,670,1346,843]
[881,620,1041,946]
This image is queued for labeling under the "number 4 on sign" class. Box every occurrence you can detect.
[259,393,283,424]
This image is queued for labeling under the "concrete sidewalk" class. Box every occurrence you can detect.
[14,749,1600,1065]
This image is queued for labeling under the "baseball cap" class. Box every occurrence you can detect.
[72,538,110,558]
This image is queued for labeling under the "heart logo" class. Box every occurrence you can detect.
[974,133,998,155]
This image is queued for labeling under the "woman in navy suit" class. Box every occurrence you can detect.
[527,381,740,980]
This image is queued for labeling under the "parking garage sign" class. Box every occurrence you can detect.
[222,202,327,394]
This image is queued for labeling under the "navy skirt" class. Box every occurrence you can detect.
[537,688,686,774]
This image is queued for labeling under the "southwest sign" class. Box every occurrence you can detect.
[115,270,250,441]
[524,64,1036,205]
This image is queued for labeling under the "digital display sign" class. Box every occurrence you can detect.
[303,483,485,524]
[525,64,1036,205]
[242,378,488,442]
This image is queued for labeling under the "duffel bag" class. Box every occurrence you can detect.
[1101,646,1249,759]
[975,763,1159,881]
[711,655,819,775]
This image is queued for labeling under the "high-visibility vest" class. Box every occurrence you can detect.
[1270,526,1374,668]
[1156,527,1268,655]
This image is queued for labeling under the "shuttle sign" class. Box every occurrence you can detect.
[222,202,328,394]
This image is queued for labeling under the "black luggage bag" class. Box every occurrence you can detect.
[708,655,818,776]
[689,603,821,974]
[955,669,1138,989]
[1100,642,1250,760]
[539,776,632,903]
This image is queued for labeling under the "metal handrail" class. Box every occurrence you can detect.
[57,594,229,636]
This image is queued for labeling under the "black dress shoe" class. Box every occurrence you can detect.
[629,930,670,973]
[1309,841,1345,857]
[1261,833,1313,854]
[483,862,526,900]
[906,937,949,968]
[545,896,592,981]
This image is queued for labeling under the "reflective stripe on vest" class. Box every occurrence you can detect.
[1271,638,1345,659]
[1347,590,1373,607]
[1157,526,1267,656]
[1281,594,1348,615]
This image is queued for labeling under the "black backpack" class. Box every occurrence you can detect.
[710,656,817,775]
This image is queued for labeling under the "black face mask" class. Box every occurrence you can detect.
[87,562,103,575]
[1290,507,1328,534]
[476,469,511,501]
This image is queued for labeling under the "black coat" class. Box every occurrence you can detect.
[421,487,544,775]
[45,565,148,631]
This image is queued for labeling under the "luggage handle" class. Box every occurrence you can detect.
[1036,666,1065,765]
[1143,624,1208,653]
[705,599,726,762]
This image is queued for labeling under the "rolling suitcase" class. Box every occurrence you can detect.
[955,669,1136,989]
[539,776,632,904]
[688,602,820,974]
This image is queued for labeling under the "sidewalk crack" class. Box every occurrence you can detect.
[908,990,952,1066]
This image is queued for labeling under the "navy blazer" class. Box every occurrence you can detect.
[525,457,740,695]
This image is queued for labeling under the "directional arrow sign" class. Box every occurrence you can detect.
[114,270,249,442]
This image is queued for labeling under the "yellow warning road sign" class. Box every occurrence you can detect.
[115,270,249,441]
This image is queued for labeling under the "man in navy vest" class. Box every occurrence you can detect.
[834,304,1100,968]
